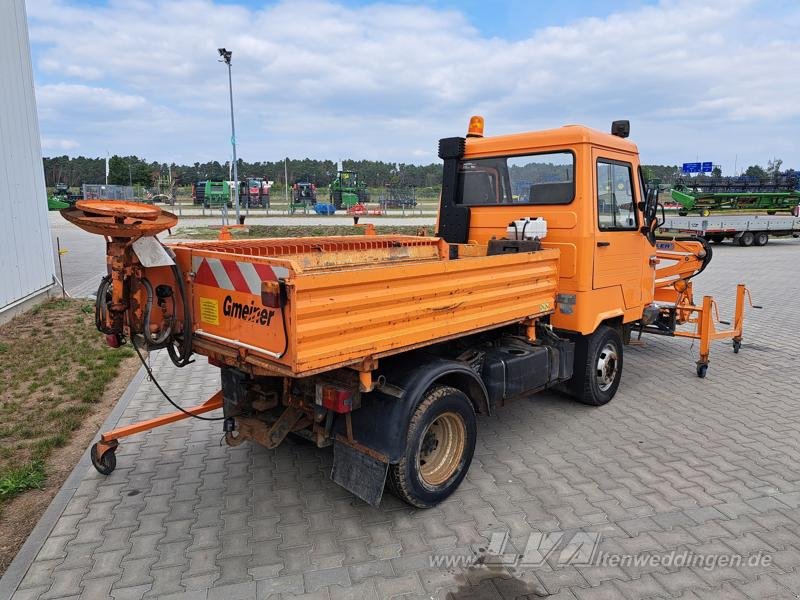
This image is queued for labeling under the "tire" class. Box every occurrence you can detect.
[753,232,768,247]
[678,210,688,216]
[91,442,116,475]
[331,190,342,210]
[738,231,754,247]
[564,325,623,406]
[710,234,725,244]
[388,386,476,508]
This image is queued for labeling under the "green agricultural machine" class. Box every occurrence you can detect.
[329,170,369,210]
[47,183,73,210]
[203,181,232,209]
[672,173,800,216]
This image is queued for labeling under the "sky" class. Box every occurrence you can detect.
[26,0,800,172]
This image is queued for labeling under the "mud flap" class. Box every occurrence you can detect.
[331,440,388,506]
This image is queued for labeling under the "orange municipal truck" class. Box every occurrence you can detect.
[62,118,756,507]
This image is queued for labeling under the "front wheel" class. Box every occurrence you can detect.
[738,231,755,247]
[388,386,476,508]
[565,325,623,406]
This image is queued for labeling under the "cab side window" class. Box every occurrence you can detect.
[597,160,637,230]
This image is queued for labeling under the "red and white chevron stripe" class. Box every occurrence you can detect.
[192,256,289,295]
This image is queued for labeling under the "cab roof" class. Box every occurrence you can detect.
[463,124,639,158]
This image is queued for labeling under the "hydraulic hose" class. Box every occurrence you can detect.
[165,254,194,368]
[95,275,113,335]
[132,338,225,421]
[140,277,173,349]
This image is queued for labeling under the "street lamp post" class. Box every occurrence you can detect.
[218,47,240,221]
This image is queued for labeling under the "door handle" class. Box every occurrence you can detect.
[597,241,611,247]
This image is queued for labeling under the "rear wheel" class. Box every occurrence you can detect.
[753,232,768,246]
[388,386,476,508]
[738,231,754,247]
[563,325,623,406]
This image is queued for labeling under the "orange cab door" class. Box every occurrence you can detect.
[591,152,645,309]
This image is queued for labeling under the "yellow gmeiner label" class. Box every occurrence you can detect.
[199,297,219,325]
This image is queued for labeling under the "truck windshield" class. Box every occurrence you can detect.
[458,151,574,205]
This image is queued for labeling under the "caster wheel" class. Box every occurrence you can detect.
[91,442,117,475]
[696,364,708,378]
[733,340,741,354]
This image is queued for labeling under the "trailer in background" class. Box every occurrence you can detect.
[660,215,800,247]
[671,173,800,216]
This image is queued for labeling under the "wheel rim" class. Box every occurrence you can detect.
[595,342,619,392]
[418,412,466,487]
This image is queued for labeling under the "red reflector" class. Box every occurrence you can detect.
[317,385,355,413]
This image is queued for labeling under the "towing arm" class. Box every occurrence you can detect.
[642,236,759,377]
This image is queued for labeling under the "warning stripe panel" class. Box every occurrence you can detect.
[222,259,251,293]
[190,255,283,294]
[194,258,218,288]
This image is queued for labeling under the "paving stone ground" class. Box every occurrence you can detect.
[5,238,800,599]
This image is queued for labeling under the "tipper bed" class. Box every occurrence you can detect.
[169,235,559,376]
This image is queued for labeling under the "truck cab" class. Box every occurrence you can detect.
[437,119,658,338]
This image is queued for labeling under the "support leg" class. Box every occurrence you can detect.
[732,283,745,353]
[696,295,713,377]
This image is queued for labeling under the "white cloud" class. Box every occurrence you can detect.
[41,137,79,151]
[37,84,148,112]
[27,0,800,171]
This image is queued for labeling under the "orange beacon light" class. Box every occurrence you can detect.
[467,115,485,138]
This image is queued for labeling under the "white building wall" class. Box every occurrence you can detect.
[0,0,56,312]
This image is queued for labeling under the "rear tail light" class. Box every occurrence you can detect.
[261,280,284,308]
[316,384,358,413]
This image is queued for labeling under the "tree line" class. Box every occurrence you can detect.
[42,155,443,189]
[642,158,788,183]
[42,154,791,190]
